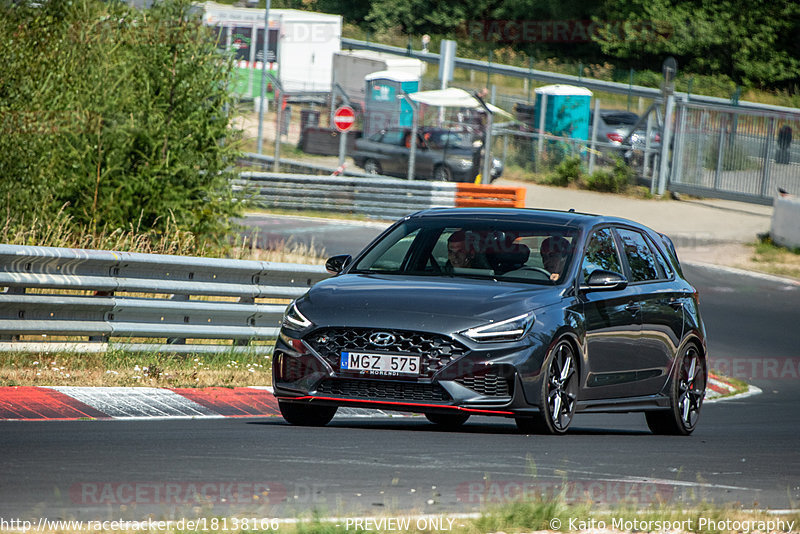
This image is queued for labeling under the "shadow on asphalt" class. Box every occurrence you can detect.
[246,418,652,436]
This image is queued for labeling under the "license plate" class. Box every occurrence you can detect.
[340,352,420,376]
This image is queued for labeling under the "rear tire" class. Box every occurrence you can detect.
[364,159,381,175]
[278,400,337,427]
[425,412,469,429]
[645,344,706,435]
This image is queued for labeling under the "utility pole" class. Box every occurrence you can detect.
[256,0,272,155]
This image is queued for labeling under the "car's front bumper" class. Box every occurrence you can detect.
[272,327,545,417]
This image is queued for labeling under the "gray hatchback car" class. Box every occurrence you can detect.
[352,127,503,182]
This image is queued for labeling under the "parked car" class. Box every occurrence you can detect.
[273,208,707,435]
[352,127,503,182]
[591,109,661,162]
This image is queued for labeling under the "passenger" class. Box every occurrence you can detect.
[539,236,571,281]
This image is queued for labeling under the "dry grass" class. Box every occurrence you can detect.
[751,239,800,279]
[0,206,202,256]
[0,349,274,388]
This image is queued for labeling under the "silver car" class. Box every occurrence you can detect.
[591,110,661,162]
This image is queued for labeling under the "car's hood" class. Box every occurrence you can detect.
[298,273,563,333]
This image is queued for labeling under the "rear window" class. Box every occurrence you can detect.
[602,112,638,126]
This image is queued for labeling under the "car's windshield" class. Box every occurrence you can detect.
[351,218,579,284]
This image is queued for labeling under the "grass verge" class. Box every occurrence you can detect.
[0,348,273,388]
[750,237,800,279]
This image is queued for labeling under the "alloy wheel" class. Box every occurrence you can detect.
[546,341,578,432]
[678,346,705,429]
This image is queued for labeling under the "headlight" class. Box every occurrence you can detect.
[446,156,474,170]
[461,312,534,342]
[282,301,313,329]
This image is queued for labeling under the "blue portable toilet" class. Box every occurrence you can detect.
[533,85,592,141]
[364,70,420,137]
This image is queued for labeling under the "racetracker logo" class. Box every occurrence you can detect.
[462,20,669,43]
[70,481,287,505]
[709,357,800,381]
[456,479,675,505]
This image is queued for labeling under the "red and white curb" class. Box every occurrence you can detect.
[0,386,282,421]
[0,376,754,420]
[706,372,761,402]
[0,386,400,421]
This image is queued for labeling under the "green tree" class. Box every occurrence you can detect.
[0,0,242,244]
[592,0,800,88]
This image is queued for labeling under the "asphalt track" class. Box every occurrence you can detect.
[0,218,798,520]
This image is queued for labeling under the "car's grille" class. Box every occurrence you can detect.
[455,373,512,397]
[305,328,468,378]
[316,379,451,402]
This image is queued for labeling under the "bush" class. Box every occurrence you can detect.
[547,156,584,186]
[585,157,635,193]
[0,0,242,247]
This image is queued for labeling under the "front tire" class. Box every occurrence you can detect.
[433,164,452,181]
[425,412,469,429]
[645,344,706,435]
[516,339,578,434]
[278,400,337,427]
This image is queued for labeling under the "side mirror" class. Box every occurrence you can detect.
[582,270,628,291]
[325,254,352,275]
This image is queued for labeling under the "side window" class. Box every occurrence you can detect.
[617,228,660,282]
[380,130,405,146]
[581,228,622,283]
[649,237,674,278]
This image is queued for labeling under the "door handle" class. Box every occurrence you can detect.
[668,298,684,310]
[625,302,640,313]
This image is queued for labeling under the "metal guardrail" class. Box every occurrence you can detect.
[237,172,526,218]
[0,245,329,354]
[238,171,458,219]
[239,152,381,178]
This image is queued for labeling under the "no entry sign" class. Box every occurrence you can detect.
[333,105,355,133]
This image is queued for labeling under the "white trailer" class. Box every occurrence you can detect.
[332,50,426,110]
[202,2,341,95]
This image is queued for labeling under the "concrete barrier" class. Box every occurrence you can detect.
[771,196,800,249]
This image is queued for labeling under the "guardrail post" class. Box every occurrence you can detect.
[166,294,189,345]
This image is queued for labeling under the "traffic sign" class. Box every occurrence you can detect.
[333,105,355,132]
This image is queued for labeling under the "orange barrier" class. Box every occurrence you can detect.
[455,184,527,208]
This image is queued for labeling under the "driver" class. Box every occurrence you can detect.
[539,236,571,281]
[447,230,489,269]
